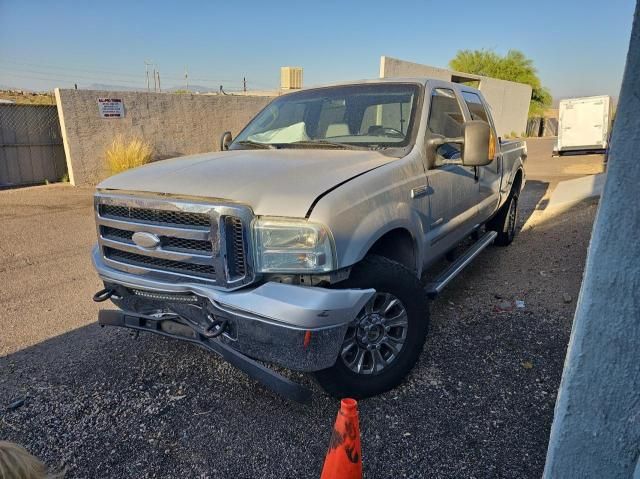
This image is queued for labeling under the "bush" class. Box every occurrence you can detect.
[106,136,152,174]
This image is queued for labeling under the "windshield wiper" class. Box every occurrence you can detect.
[234,140,275,150]
[281,140,362,150]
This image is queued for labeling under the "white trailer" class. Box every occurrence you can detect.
[555,95,613,154]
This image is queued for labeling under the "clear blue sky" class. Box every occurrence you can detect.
[0,0,635,101]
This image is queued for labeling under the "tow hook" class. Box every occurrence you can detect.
[204,315,229,339]
[93,288,115,303]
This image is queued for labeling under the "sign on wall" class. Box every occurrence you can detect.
[98,98,124,118]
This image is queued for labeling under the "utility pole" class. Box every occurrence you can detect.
[543,2,640,478]
[243,76,247,93]
[144,60,153,92]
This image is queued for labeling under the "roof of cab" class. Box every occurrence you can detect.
[293,77,482,95]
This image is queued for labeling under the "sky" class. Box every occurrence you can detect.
[0,0,636,102]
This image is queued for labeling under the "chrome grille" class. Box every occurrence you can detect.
[95,193,254,289]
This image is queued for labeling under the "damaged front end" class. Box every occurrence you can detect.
[93,249,373,403]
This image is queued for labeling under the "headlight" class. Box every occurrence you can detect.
[252,217,335,273]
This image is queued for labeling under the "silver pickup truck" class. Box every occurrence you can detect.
[92,78,526,402]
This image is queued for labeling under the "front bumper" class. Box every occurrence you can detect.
[93,246,374,372]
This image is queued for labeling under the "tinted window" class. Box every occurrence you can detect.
[427,88,465,160]
[462,91,489,123]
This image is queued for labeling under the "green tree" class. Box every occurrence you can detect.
[449,49,552,117]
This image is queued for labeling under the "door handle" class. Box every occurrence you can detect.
[411,185,430,199]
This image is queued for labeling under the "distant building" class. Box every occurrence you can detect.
[281,67,303,90]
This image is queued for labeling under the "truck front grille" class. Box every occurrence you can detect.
[95,193,254,289]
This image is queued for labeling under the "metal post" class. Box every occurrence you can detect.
[543,3,640,478]
[145,60,153,92]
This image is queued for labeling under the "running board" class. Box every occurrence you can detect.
[424,231,497,298]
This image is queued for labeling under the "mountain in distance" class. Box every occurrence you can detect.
[84,83,217,93]
[85,83,145,91]
[166,85,217,93]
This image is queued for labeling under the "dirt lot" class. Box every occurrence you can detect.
[0,138,604,478]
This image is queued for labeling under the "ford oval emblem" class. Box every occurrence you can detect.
[132,232,161,249]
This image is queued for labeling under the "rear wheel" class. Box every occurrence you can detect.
[489,191,519,246]
[314,255,429,399]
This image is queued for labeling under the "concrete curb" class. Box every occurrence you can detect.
[546,173,606,213]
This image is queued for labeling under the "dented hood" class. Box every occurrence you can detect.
[98,149,393,217]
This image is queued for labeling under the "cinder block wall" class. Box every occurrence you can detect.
[55,89,272,185]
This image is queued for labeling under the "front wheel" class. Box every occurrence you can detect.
[314,255,429,399]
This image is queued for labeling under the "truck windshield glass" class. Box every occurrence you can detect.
[232,84,420,149]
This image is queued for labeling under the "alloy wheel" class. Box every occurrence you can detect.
[340,292,409,375]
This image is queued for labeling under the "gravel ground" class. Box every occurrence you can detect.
[0,141,602,478]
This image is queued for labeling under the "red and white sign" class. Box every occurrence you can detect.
[98,98,125,118]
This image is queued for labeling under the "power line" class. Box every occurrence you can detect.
[0,58,250,85]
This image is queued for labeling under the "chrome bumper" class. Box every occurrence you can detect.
[93,246,374,371]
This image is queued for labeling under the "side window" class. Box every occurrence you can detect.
[427,88,465,160]
[462,91,496,159]
[462,91,489,123]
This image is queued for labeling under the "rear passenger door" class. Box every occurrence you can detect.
[460,91,500,220]
[423,87,479,254]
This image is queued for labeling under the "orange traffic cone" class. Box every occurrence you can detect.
[320,398,363,479]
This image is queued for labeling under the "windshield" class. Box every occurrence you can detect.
[231,83,421,149]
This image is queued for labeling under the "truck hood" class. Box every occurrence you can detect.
[98,149,394,217]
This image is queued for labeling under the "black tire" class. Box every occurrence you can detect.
[488,190,519,246]
[313,255,430,399]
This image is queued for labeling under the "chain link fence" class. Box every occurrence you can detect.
[0,104,67,187]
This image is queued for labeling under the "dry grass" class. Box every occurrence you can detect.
[106,136,153,174]
[0,90,56,105]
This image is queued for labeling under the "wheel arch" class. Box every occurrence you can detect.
[512,167,524,195]
[366,227,418,274]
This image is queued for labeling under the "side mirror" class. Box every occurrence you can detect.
[427,120,492,167]
[461,120,492,167]
[220,131,233,151]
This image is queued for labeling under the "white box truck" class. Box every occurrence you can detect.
[555,95,613,155]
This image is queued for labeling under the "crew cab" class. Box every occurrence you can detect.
[92,78,526,402]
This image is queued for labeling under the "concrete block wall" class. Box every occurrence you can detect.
[55,89,272,185]
[380,56,532,138]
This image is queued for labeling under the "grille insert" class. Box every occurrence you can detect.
[104,247,216,279]
[225,216,246,279]
[100,205,211,229]
[100,226,212,253]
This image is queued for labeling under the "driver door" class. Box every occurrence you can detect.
[423,87,479,259]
